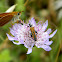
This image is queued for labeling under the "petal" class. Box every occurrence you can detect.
[42,20,48,31]
[26,48,32,54]
[46,28,52,34]
[38,21,42,24]
[45,41,53,45]
[6,33,15,41]
[35,41,45,48]
[37,23,42,30]
[10,28,15,36]
[41,45,52,51]
[13,24,18,30]
[19,40,24,44]
[49,29,57,38]
[29,17,36,27]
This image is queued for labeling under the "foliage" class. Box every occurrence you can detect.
[0,49,12,62]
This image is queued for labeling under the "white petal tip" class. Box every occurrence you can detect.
[26,48,32,54]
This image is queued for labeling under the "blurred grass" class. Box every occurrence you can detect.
[0,0,62,62]
[0,49,12,62]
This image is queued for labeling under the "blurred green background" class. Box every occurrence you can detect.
[0,0,62,62]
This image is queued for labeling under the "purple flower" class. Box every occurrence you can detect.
[7,17,57,54]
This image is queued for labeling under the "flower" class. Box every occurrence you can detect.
[7,17,57,54]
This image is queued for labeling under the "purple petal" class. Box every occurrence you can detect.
[19,40,24,44]
[10,28,15,36]
[26,48,32,54]
[42,20,48,31]
[38,21,42,24]
[46,28,52,34]
[37,23,42,30]
[41,45,52,51]
[6,33,15,41]
[49,29,57,38]
[45,41,53,45]
[29,17,36,26]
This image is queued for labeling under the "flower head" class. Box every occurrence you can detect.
[7,17,57,54]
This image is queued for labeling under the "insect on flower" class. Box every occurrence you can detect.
[0,12,22,27]
[29,24,37,41]
[7,17,57,54]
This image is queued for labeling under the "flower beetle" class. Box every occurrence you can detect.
[29,24,37,41]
